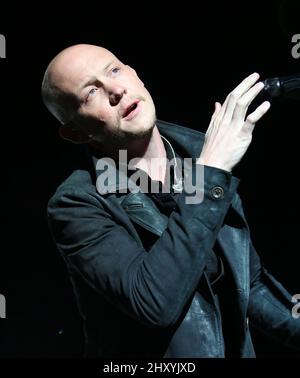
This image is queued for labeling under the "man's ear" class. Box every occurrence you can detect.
[127,65,144,86]
[59,122,90,144]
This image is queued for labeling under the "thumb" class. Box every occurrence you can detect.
[214,102,221,114]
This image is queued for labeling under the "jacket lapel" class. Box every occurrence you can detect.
[217,225,250,299]
[217,193,251,310]
[120,192,168,237]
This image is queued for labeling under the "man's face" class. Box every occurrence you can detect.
[55,46,156,144]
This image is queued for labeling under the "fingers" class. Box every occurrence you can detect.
[243,101,271,132]
[207,73,267,141]
[231,72,260,98]
[232,81,265,121]
[215,72,261,126]
[206,102,222,139]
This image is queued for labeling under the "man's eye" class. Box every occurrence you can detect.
[111,67,120,75]
[89,88,98,95]
[87,88,98,99]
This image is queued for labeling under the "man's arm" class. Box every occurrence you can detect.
[248,240,300,351]
[48,165,235,329]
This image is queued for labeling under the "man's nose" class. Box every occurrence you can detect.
[107,83,127,106]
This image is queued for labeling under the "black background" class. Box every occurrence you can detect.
[0,0,299,359]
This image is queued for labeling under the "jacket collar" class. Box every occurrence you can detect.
[91,120,193,195]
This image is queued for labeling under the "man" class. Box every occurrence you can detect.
[43,44,300,357]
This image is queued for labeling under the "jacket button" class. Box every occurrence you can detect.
[210,186,224,200]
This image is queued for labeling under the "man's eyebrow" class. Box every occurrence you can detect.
[78,60,114,93]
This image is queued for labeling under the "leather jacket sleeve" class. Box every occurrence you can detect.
[48,165,238,328]
[249,241,300,351]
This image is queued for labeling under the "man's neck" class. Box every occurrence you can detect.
[90,125,168,184]
[127,126,167,184]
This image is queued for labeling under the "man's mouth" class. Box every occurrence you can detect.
[122,100,140,118]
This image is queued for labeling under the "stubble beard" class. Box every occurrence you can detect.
[110,112,157,145]
[89,111,157,159]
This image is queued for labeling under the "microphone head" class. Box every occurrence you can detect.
[258,74,300,102]
[263,77,282,99]
[248,74,300,114]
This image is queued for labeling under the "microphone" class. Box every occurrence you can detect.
[259,74,300,101]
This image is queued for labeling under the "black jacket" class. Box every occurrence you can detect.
[48,121,300,357]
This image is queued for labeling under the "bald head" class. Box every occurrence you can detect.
[41,44,117,124]
[41,43,156,148]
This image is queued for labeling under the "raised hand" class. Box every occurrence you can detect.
[197,73,271,172]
